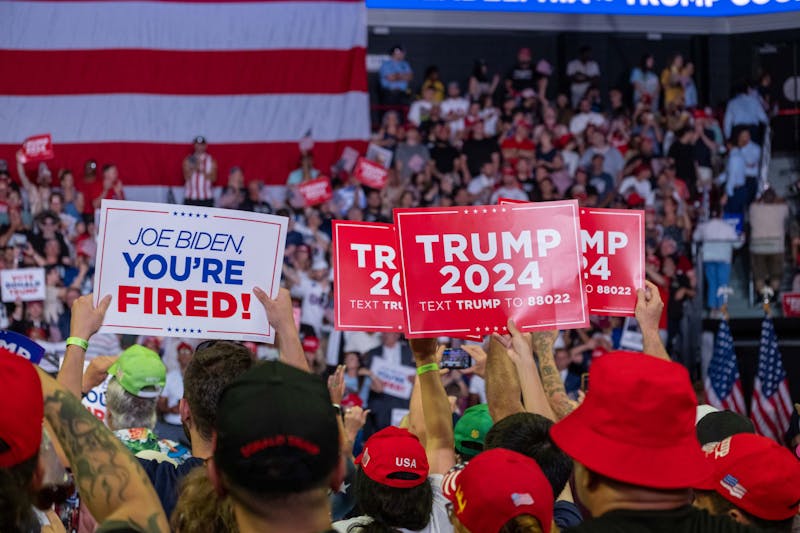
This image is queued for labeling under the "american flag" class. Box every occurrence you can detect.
[0,0,369,190]
[750,316,793,444]
[704,319,746,414]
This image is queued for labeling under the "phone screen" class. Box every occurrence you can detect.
[441,348,472,370]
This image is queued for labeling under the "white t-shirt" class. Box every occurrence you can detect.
[440,97,470,133]
[161,369,184,425]
[468,376,487,404]
[467,175,494,197]
[566,59,600,107]
[408,100,434,126]
[290,277,329,335]
[569,112,606,136]
[333,474,449,533]
[618,176,653,202]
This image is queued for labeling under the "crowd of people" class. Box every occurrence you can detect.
[1,40,799,533]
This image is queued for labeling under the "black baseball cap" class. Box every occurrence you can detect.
[214,361,340,494]
[193,135,207,144]
[696,410,755,445]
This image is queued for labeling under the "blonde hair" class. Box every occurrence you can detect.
[170,466,238,533]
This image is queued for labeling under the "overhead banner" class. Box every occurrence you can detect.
[394,201,587,337]
[365,0,800,17]
[94,200,288,343]
[332,221,405,332]
[579,208,645,316]
[1,268,45,303]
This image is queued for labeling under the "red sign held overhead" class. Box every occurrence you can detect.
[298,176,333,206]
[783,293,800,318]
[332,221,404,332]
[394,201,588,337]
[354,157,388,189]
[579,208,645,316]
[20,134,54,164]
[499,199,645,316]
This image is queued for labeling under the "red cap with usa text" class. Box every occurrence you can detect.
[356,427,429,488]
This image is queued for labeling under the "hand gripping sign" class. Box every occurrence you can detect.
[94,200,288,342]
[19,134,54,164]
[500,199,644,316]
[332,221,405,332]
[394,201,588,337]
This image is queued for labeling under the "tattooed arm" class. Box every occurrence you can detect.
[500,320,556,421]
[533,329,575,421]
[37,367,169,533]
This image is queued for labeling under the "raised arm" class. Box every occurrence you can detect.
[533,329,574,421]
[38,368,169,532]
[409,339,455,475]
[485,335,524,422]
[254,287,307,372]
[57,294,112,397]
[501,320,557,421]
[636,280,670,361]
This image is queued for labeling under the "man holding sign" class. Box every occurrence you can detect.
[94,200,288,343]
[394,201,587,337]
[364,332,415,436]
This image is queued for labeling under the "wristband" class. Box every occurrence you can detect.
[416,362,439,376]
[66,337,89,350]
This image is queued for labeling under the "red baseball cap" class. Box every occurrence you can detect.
[302,336,320,353]
[550,351,712,489]
[695,434,800,521]
[443,448,553,533]
[355,427,429,488]
[0,349,43,468]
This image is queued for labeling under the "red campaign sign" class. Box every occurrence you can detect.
[298,176,333,206]
[499,199,644,316]
[20,134,54,164]
[783,293,800,318]
[394,201,588,337]
[354,157,388,189]
[578,208,645,316]
[332,221,404,332]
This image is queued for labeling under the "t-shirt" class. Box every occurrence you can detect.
[567,59,600,107]
[565,505,759,533]
[161,369,184,425]
[332,474,450,533]
[139,456,203,519]
[462,137,499,176]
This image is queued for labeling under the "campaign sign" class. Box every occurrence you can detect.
[1,268,45,302]
[394,201,588,337]
[354,157,389,189]
[20,134,54,164]
[298,176,333,207]
[370,357,415,400]
[94,200,288,343]
[499,200,644,316]
[0,330,45,365]
[579,208,645,316]
[332,221,404,332]
[783,293,800,318]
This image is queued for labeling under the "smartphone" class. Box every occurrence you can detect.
[580,373,590,392]
[441,348,472,370]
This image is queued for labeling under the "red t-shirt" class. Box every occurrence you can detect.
[77,179,104,214]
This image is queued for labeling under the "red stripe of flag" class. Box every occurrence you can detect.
[0,140,368,186]
[0,48,367,96]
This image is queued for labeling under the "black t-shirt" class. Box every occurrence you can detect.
[462,137,499,175]
[667,140,697,185]
[429,141,460,174]
[694,128,715,167]
[507,62,536,92]
[566,505,761,533]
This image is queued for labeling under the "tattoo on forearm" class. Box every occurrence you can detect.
[43,389,145,509]
[535,341,574,420]
[96,513,162,533]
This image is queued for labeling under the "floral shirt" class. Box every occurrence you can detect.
[113,427,192,465]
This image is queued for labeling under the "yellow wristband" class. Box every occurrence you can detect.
[66,337,89,350]
[416,362,439,376]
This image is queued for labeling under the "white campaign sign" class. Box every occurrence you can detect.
[370,357,416,400]
[94,200,288,342]
[1,268,45,302]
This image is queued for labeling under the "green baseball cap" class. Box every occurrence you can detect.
[454,404,493,460]
[108,345,166,398]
